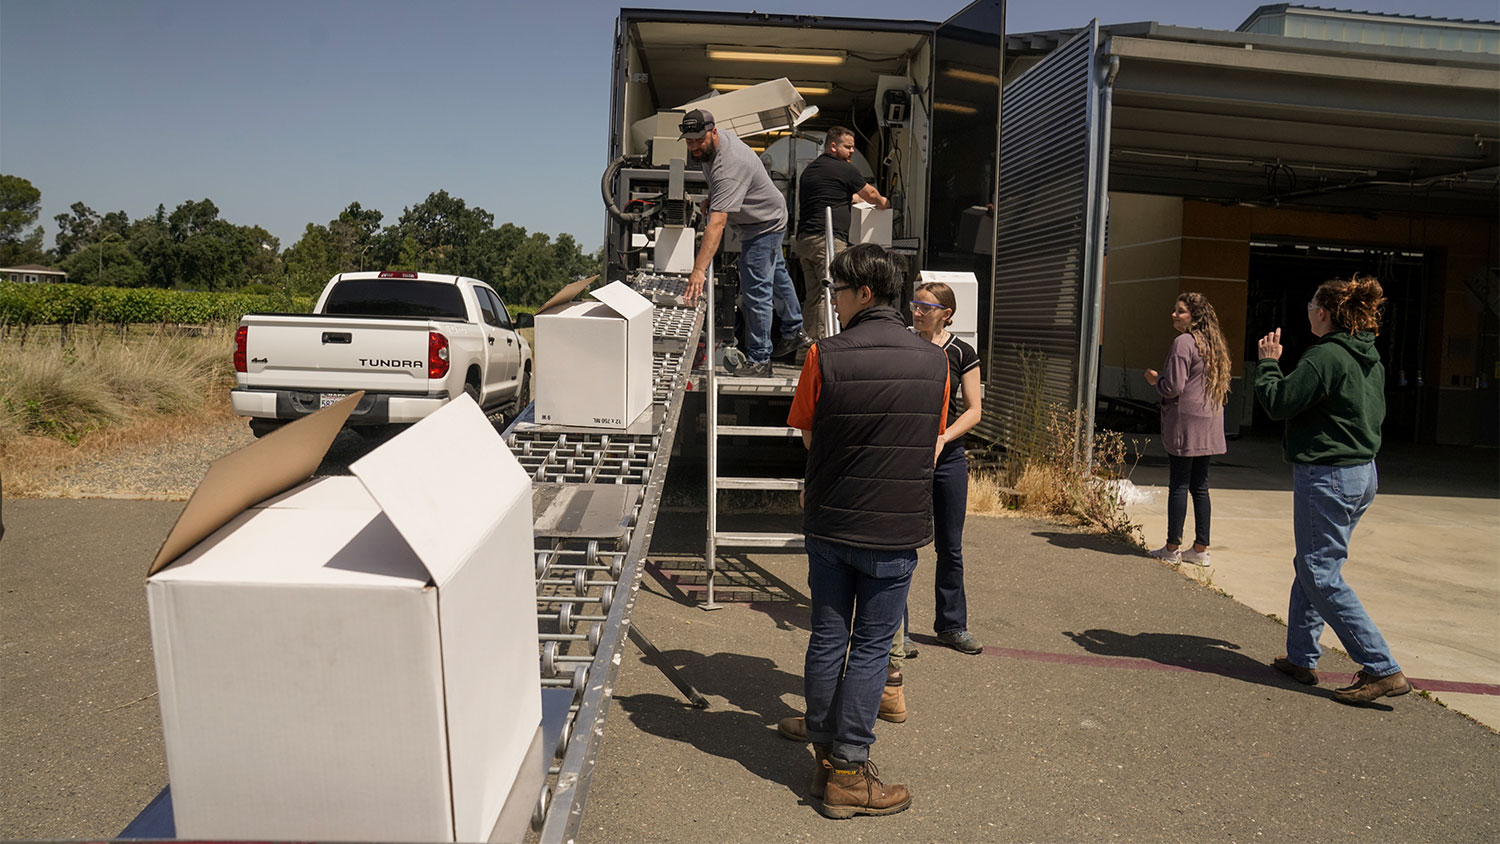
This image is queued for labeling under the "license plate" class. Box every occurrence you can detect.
[319,393,347,408]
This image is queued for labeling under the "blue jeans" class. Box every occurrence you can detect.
[932,441,969,634]
[1286,461,1401,677]
[738,229,803,364]
[803,536,915,763]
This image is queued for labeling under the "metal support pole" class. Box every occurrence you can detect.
[628,625,709,708]
[823,206,839,336]
[702,264,722,611]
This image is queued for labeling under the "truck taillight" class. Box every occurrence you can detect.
[234,325,248,373]
[428,331,450,379]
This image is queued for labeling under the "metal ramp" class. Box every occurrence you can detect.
[503,272,709,843]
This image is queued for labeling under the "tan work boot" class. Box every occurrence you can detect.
[810,744,830,798]
[1333,669,1411,704]
[819,758,911,819]
[878,684,907,723]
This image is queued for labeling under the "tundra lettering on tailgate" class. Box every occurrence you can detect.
[358,358,425,369]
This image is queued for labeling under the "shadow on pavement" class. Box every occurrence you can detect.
[613,649,813,798]
[1061,628,1389,709]
[1033,531,1140,556]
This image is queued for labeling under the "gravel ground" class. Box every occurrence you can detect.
[35,418,396,500]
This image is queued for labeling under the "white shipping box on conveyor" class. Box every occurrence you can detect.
[145,392,540,842]
[533,277,653,429]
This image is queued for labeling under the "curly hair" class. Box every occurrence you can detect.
[1313,274,1385,336]
[1178,292,1231,407]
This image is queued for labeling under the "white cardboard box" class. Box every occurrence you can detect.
[654,225,695,274]
[534,280,653,428]
[851,201,893,246]
[146,394,540,842]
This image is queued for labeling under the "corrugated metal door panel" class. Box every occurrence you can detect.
[984,21,1112,457]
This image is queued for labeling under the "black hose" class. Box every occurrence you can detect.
[602,155,654,223]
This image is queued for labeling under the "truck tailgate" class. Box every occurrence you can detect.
[240,316,440,394]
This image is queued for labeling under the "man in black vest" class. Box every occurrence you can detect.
[783,243,949,818]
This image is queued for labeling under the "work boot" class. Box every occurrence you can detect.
[819,757,911,819]
[1333,669,1411,704]
[810,744,831,798]
[879,667,906,723]
[1271,656,1319,686]
[777,716,808,742]
[728,360,774,377]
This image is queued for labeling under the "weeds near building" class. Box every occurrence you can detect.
[971,347,1144,545]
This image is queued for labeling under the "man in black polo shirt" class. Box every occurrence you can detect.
[793,127,889,339]
[783,243,948,819]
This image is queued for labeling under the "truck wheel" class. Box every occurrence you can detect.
[464,381,481,405]
[248,419,285,439]
[518,366,532,409]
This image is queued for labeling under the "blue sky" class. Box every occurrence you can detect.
[2,0,1494,252]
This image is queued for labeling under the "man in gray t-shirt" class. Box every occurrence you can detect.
[681,108,809,373]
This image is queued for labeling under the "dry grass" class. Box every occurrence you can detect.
[0,325,237,496]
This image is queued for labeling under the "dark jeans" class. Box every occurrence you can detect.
[932,441,969,634]
[1167,454,1212,547]
[803,535,916,763]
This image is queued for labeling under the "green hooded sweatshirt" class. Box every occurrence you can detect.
[1254,331,1384,466]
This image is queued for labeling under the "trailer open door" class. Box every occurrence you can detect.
[925,0,1005,357]
[982,21,1115,461]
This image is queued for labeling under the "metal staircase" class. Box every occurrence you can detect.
[701,215,839,608]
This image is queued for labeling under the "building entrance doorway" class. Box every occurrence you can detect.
[1245,240,1428,441]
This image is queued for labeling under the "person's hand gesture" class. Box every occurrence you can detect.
[1258,328,1283,361]
[1144,369,1159,386]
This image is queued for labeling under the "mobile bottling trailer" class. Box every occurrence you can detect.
[602,2,1007,357]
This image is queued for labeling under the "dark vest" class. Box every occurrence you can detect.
[803,306,950,550]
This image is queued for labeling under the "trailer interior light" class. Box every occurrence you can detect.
[933,101,980,115]
[706,46,845,65]
[710,78,833,96]
[428,331,451,379]
[942,67,1001,86]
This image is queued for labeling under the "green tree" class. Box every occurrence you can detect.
[0,174,47,266]
[60,237,147,286]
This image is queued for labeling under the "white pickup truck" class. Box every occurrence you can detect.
[231,271,533,437]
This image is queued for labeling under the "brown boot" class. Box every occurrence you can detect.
[820,758,911,819]
[1333,669,1411,704]
[777,716,808,742]
[878,684,907,723]
[810,744,830,798]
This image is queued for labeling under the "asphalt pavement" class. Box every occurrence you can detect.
[2,499,1497,841]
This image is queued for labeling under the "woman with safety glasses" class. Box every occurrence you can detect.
[909,282,984,655]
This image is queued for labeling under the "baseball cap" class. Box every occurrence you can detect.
[678,109,715,140]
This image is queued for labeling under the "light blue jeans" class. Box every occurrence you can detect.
[738,229,803,364]
[1286,461,1401,677]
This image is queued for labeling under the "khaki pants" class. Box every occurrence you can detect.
[793,233,848,339]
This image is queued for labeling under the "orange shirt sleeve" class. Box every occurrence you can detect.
[786,343,821,430]
[938,369,950,436]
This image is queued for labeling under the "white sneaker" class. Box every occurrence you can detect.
[1147,545,1181,564]
[1179,548,1212,566]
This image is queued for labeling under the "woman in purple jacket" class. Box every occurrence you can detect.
[1144,293,1231,566]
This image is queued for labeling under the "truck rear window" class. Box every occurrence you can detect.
[322,280,467,319]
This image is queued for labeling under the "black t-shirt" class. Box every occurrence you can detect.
[941,334,981,427]
[796,154,868,240]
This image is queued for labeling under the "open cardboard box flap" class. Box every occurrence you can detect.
[148,392,364,577]
[535,275,599,316]
[349,395,531,585]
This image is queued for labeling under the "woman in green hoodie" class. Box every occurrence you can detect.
[1254,274,1409,705]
